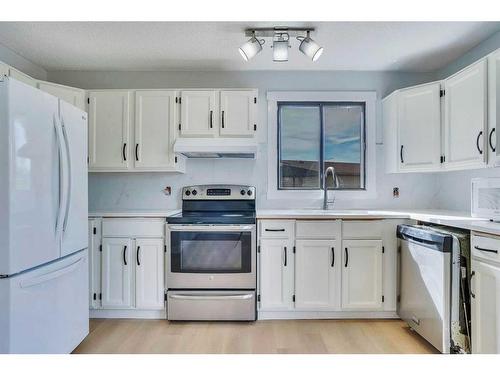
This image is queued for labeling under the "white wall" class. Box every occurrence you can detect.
[431,29,500,211]
[48,70,439,212]
[0,42,47,80]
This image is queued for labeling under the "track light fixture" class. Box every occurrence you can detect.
[240,27,323,63]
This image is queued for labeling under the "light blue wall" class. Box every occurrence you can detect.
[48,69,440,212]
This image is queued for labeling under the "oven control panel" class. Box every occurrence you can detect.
[182,185,256,200]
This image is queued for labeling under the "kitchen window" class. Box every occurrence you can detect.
[278,102,365,190]
[267,91,376,200]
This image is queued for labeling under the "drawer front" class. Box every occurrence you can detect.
[167,290,256,321]
[295,220,340,239]
[102,218,165,238]
[259,220,294,238]
[472,233,500,264]
[342,220,383,239]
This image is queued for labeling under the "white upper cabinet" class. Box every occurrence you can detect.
[134,90,177,170]
[488,49,500,166]
[0,62,9,77]
[101,237,133,309]
[444,59,488,170]
[259,238,294,311]
[8,67,37,87]
[180,90,218,137]
[382,93,399,174]
[219,90,257,137]
[88,91,131,171]
[37,81,86,111]
[135,238,165,310]
[398,82,442,172]
[295,239,340,311]
[341,239,383,311]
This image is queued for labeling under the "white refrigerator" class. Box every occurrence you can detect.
[0,77,89,353]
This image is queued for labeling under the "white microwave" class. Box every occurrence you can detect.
[472,178,500,221]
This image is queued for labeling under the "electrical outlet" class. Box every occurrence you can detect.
[393,187,400,198]
[163,186,172,196]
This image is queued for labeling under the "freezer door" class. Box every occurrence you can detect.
[59,101,88,257]
[0,78,61,276]
[0,250,89,353]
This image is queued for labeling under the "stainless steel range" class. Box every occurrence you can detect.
[166,185,256,321]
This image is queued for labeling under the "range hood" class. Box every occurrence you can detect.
[173,138,258,159]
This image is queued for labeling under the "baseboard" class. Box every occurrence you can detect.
[90,309,167,319]
[258,310,399,320]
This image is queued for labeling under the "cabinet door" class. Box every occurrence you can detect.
[88,219,102,309]
[135,238,165,309]
[134,90,177,170]
[471,259,500,354]
[88,91,131,170]
[398,82,442,172]
[8,67,36,87]
[295,240,339,310]
[259,238,294,310]
[444,59,487,170]
[38,81,86,111]
[180,90,217,137]
[219,90,256,137]
[488,49,500,166]
[342,239,383,310]
[101,237,132,308]
[382,94,399,173]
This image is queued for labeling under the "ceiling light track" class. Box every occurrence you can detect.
[240,27,323,63]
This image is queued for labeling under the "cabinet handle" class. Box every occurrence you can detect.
[331,247,335,267]
[123,245,127,266]
[135,143,139,161]
[209,110,213,128]
[489,128,496,152]
[265,228,285,232]
[221,110,225,128]
[470,270,476,299]
[400,145,404,164]
[136,246,141,266]
[474,245,498,254]
[344,247,349,267]
[476,131,483,155]
[284,246,287,267]
[122,143,127,161]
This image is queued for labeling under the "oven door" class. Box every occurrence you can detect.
[167,224,256,289]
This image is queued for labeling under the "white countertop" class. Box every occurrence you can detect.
[89,209,181,218]
[88,208,500,236]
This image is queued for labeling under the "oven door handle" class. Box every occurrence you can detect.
[169,293,254,301]
[167,225,255,231]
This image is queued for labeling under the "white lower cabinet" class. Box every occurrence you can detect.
[135,238,165,309]
[101,237,133,309]
[295,239,340,310]
[341,239,383,310]
[471,259,500,353]
[259,238,294,310]
[90,218,165,315]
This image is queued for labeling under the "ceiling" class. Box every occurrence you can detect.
[0,22,499,72]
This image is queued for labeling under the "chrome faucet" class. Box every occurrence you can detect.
[323,166,338,210]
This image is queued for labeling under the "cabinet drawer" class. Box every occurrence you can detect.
[472,233,500,264]
[259,220,294,238]
[102,218,165,238]
[296,220,340,239]
[342,220,383,239]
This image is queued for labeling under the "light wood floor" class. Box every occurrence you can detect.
[73,319,438,354]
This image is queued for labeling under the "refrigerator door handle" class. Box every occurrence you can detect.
[19,257,83,288]
[61,116,72,234]
[53,115,67,238]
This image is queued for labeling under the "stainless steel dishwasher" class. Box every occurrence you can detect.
[397,224,470,354]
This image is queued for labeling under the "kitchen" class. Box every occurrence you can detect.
[1,3,500,371]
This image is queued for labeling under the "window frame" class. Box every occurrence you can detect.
[277,101,366,191]
[267,91,377,201]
